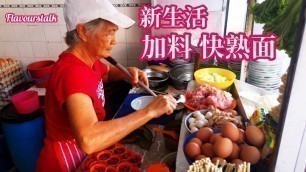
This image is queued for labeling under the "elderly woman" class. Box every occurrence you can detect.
[36,0,177,171]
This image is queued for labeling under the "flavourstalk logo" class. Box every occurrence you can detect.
[5,13,58,23]
[138,4,277,62]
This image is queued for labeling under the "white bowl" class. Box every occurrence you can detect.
[184,109,209,133]
[131,96,154,110]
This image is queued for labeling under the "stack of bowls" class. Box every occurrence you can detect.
[246,59,282,93]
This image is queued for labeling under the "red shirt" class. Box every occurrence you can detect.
[36,53,108,172]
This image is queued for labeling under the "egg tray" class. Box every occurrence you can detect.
[0,68,23,81]
[0,58,21,67]
[0,75,25,90]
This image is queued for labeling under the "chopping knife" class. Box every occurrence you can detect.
[105,56,157,97]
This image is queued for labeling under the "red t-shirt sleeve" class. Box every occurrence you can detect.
[55,65,94,108]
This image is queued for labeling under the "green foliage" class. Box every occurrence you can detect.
[252,0,302,57]
[252,0,286,24]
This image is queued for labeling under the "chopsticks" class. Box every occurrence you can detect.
[105,56,157,97]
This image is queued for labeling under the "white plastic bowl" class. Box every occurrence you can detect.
[184,109,209,133]
[131,96,154,110]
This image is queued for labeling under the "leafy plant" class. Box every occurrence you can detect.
[252,0,302,57]
[252,0,286,24]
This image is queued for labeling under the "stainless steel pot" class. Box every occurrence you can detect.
[169,63,194,90]
[143,69,169,91]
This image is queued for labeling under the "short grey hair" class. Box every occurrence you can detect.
[65,18,106,46]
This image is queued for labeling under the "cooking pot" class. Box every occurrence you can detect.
[169,64,194,90]
[143,69,169,91]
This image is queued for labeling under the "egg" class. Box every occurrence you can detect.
[195,120,205,128]
[201,143,215,158]
[214,138,233,158]
[221,122,239,142]
[196,127,213,143]
[209,133,223,144]
[195,155,207,161]
[228,143,241,160]
[240,145,260,164]
[231,159,243,166]
[212,157,227,166]
[202,119,208,127]
[196,114,205,121]
[190,138,202,147]
[188,117,196,123]
[190,127,199,133]
[239,144,247,151]
[205,111,213,119]
[189,123,196,129]
[237,129,246,144]
[193,111,202,118]
[184,142,201,159]
[245,126,265,147]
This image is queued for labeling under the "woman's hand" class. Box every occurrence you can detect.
[127,67,148,87]
[144,94,177,118]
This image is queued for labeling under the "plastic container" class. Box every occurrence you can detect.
[0,135,14,172]
[27,60,55,88]
[11,90,39,115]
[0,104,45,172]
[194,68,236,90]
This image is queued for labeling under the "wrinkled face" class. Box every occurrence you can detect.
[85,22,118,59]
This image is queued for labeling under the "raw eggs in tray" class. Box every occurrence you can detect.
[183,123,266,171]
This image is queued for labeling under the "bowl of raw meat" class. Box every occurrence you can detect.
[184,84,236,111]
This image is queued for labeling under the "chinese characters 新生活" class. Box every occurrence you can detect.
[138,5,277,62]
[139,4,208,29]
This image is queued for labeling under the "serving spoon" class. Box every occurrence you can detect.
[176,94,186,104]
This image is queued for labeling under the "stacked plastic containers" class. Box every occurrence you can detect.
[0,58,26,110]
[0,102,45,172]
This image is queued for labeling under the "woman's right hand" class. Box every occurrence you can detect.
[144,94,177,118]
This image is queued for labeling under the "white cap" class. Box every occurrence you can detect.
[64,0,135,31]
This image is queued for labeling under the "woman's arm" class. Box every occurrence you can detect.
[65,92,176,154]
